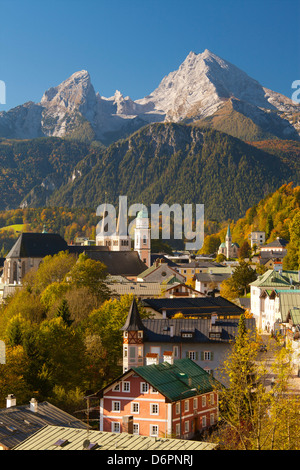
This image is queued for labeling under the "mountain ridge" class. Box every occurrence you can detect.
[1,50,299,144]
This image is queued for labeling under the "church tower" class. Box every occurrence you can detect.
[121,298,144,372]
[225,224,232,259]
[96,198,131,251]
[134,208,151,266]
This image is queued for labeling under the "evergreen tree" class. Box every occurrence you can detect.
[55,299,73,327]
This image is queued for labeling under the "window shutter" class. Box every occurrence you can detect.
[186,351,189,358]
[211,352,214,361]
[201,351,204,361]
[196,352,199,360]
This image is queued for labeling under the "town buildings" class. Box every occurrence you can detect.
[249,269,300,331]
[97,358,220,440]
[217,225,239,259]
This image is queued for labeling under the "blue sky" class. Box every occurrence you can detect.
[1,0,299,111]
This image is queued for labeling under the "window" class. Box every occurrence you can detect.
[202,396,206,407]
[112,401,120,412]
[150,403,159,415]
[182,333,193,338]
[173,346,179,358]
[210,413,215,425]
[150,387,158,394]
[193,397,198,409]
[133,424,139,435]
[150,425,158,437]
[122,381,130,392]
[202,416,206,428]
[140,382,149,393]
[184,400,189,412]
[188,351,197,360]
[175,402,180,415]
[210,393,215,405]
[113,383,120,391]
[203,351,211,361]
[129,346,136,360]
[184,421,189,433]
[112,422,120,433]
[131,402,139,414]
[176,423,180,436]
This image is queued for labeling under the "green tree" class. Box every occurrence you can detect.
[55,299,73,327]
[230,260,257,296]
[68,254,110,303]
[215,327,300,450]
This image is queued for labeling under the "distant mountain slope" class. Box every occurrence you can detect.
[46,123,299,221]
[0,50,299,144]
[0,137,90,210]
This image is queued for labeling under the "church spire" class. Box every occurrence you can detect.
[226,224,231,239]
[121,298,144,372]
[121,297,144,331]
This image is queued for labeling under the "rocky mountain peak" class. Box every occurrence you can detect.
[0,50,299,144]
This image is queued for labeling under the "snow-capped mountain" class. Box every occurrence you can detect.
[0,49,299,144]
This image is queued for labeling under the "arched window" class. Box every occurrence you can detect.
[22,261,26,279]
[12,261,17,282]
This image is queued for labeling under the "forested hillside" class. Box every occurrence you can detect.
[47,123,299,221]
[201,183,300,269]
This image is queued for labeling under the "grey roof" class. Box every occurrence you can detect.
[12,425,217,450]
[175,261,224,268]
[83,250,148,276]
[0,401,86,449]
[261,238,288,249]
[141,317,256,344]
[194,272,231,283]
[6,233,68,259]
[142,296,245,317]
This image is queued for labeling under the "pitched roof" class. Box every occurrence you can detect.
[0,401,86,450]
[82,250,147,276]
[261,238,288,248]
[194,272,231,283]
[250,269,297,288]
[131,358,221,402]
[12,424,217,450]
[6,233,68,259]
[142,296,244,317]
[142,317,256,344]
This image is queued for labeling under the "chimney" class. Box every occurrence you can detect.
[211,313,218,325]
[6,394,16,408]
[146,353,159,365]
[122,415,133,434]
[30,397,38,413]
[163,351,174,364]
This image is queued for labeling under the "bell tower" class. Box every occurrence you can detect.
[134,208,151,266]
[121,298,144,372]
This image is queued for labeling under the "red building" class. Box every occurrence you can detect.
[98,358,220,439]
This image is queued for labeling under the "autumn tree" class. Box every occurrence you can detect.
[214,318,300,450]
